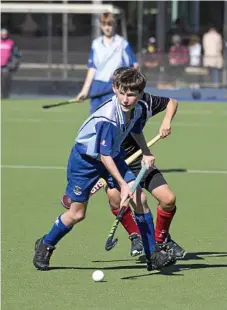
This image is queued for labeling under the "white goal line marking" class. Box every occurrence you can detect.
[1,165,227,174]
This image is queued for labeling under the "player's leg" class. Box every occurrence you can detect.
[106,156,145,256]
[33,148,102,270]
[107,158,176,270]
[106,187,143,256]
[144,167,186,258]
[127,182,176,271]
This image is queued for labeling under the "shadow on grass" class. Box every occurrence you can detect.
[120,251,227,280]
[160,168,187,173]
[92,251,227,264]
[121,262,227,280]
[48,264,145,271]
[45,251,227,277]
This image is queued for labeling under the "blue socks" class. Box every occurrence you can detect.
[134,211,156,258]
[43,215,72,246]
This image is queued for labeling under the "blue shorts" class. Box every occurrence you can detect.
[89,80,114,114]
[65,146,135,203]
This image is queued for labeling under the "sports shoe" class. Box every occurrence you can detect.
[129,233,143,257]
[33,237,55,270]
[146,250,176,271]
[157,234,186,259]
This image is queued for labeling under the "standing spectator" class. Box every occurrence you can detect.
[188,35,201,67]
[168,35,189,67]
[202,26,223,87]
[0,28,21,98]
[168,35,189,85]
[75,12,138,113]
[141,37,163,71]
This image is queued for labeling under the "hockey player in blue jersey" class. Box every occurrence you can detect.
[33,67,176,271]
[75,12,138,113]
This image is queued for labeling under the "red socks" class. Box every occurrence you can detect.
[111,206,141,236]
[111,204,176,242]
[155,206,176,243]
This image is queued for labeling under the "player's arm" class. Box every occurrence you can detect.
[131,132,155,168]
[130,116,155,168]
[76,45,97,101]
[124,41,139,69]
[100,155,133,205]
[144,94,178,138]
[76,68,96,101]
[159,98,178,138]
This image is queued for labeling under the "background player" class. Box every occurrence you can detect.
[33,68,176,271]
[75,12,138,113]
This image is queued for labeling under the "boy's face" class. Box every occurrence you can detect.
[100,22,115,38]
[113,87,141,112]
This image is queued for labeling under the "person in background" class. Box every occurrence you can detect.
[188,35,201,67]
[0,28,21,98]
[202,25,223,87]
[75,12,138,114]
[141,37,163,71]
[168,35,189,86]
[168,35,189,67]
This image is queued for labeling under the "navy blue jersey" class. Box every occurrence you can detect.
[122,92,170,157]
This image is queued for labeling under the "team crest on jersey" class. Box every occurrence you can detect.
[73,186,82,196]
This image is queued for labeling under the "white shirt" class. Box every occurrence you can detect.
[87,34,137,82]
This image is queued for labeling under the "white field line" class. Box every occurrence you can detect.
[3,106,227,115]
[2,109,218,115]
[2,118,226,128]
[1,165,227,174]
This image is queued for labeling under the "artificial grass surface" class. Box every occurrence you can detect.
[1,99,227,310]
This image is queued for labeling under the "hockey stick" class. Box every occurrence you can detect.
[104,165,147,251]
[42,90,113,109]
[90,134,161,197]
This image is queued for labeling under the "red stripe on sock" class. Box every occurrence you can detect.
[155,206,176,243]
[111,206,141,236]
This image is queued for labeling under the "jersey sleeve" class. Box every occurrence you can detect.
[87,45,96,69]
[142,93,170,118]
[123,42,137,66]
[151,95,170,116]
[95,121,117,156]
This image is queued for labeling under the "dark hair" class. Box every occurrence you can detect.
[112,67,146,94]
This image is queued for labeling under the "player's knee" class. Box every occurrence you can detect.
[107,188,121,209]
[160,192,176,210]
[69,203,86,223]
[70,211,86,223]
[109,200,120,209]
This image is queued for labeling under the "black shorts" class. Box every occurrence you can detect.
[129,156,167,192]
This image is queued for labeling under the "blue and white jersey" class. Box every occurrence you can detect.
[75,96,143,159]
[88,34,137,82]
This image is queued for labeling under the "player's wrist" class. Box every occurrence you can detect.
[119,180,127,187]
[163,116,171,123]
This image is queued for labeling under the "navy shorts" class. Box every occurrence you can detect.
[65,147,135,203]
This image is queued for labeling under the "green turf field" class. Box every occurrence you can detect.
[2,99,227,310]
